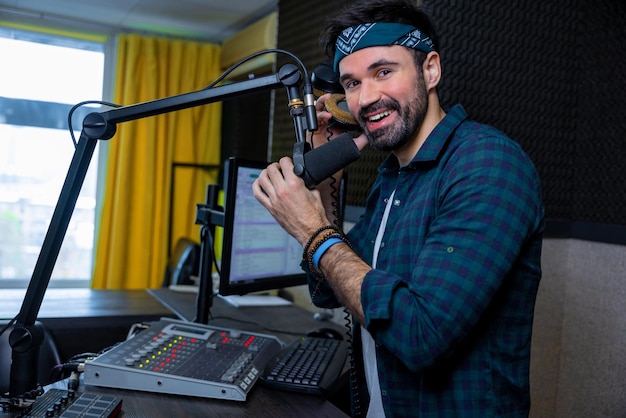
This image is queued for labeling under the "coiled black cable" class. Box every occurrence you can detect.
[320,125,364,417]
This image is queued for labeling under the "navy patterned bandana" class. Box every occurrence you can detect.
[333,22,436,71]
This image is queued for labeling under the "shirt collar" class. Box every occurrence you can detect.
[379,104,468,173]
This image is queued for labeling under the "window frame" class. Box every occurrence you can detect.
[0,23,115,289]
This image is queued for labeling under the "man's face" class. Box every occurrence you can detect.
[339,45,427,152]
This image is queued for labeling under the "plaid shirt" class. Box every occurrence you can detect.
[308,104,544,417]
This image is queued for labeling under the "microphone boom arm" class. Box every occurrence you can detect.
[8,63,309,399]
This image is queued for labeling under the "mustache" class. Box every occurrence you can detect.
[358,99,401,121]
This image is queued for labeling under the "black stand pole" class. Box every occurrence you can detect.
[7,63,310,400]
[194,184,224,324]
[8,132,99,399]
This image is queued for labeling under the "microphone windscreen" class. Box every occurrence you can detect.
[301,133,360,188]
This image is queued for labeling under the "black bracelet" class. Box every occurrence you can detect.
[306,232,348,275]
[302,225,339,260]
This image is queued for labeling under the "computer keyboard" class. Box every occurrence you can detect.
[260,336,348,395]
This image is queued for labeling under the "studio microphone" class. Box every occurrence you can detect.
[298,133,361,188]
[303,78,318,133]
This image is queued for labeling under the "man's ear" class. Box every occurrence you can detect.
[423,51,442,89]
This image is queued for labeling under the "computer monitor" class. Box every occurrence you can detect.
[218,157,308,296]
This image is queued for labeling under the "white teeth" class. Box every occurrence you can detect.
[368,110,392,122]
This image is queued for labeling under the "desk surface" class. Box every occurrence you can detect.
[0,288,173,323]
[45,375,348,417]
[147,288,343,340]
[8,288,350,417]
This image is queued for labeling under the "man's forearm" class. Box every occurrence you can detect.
[318,242,370,325]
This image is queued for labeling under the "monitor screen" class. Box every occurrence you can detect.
[218,157,307,296]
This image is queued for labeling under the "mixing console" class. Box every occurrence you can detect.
[83,318,283,401]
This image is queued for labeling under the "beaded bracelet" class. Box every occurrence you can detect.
[302,225,339,261]
[306,231,352,275]
[306,232,343,275]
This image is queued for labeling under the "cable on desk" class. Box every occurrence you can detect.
[207,315,309,337]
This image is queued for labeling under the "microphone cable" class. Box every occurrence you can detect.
[203,48,311,92]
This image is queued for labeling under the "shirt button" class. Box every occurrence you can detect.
[393,199,400,206]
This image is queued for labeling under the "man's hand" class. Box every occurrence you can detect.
[253,157,329,245]
[314,93,368,151]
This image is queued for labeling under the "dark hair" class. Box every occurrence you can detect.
[320,0,440,61]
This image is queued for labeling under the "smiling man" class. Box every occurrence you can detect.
[253,1,544,416]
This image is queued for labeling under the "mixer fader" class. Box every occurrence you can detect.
[83,318,283,401]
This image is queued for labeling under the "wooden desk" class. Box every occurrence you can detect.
[2,288,350,416]
[147,288,345,342]
[45,374,348,417]
[0,288,174,325]
[0,289,175,361]
[142,289,351,417]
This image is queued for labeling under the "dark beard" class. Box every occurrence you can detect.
[359,82,428,152]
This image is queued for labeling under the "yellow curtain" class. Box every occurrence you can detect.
[92,34,222,289]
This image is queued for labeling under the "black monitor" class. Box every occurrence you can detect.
[218,157,308,296]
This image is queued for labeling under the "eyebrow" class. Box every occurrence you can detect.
[339,58,401,84]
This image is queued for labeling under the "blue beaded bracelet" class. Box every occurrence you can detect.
[312,237,344,269]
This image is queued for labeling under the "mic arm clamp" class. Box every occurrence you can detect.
[276,63,315,177]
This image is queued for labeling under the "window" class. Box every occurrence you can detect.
[0,27,105,288]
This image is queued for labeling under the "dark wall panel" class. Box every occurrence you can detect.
[423,0,626,226]
[571,1,626,224]
[273,0,626,229]
[425,1,580,221]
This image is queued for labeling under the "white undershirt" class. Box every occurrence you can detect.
[362,189,395,418]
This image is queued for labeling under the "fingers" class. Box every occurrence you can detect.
[353,132,369,151]
[252,159,296,204]
[315,93,332,111]
[253,162,280,202]
[315,93,334,127]
[277,156,295,172]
